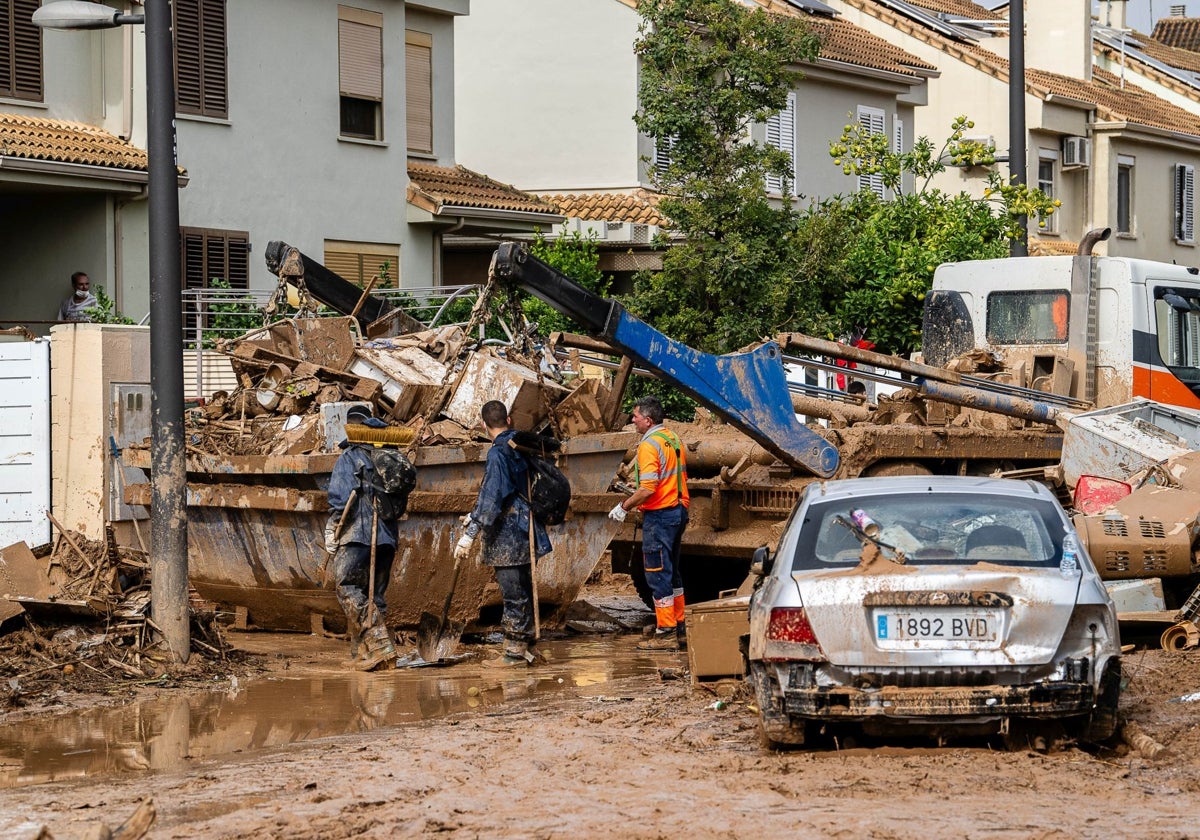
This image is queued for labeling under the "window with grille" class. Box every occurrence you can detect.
[174,0,227,119]
[855,105,885,198]
[406,30,432,152]
[1175,163,1195,244]
[340,6,383,141]
[0,0,41,102]
[324,240,400,286]
[765,92,796,196]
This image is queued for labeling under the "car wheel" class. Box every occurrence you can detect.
[749,664,808,750]
[1082,659,1122,743]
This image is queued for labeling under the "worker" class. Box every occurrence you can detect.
[455,400,552,667]
[325,405,400,671]
[609,394,690,651]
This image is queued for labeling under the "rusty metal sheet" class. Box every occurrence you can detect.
[160,431,633,632]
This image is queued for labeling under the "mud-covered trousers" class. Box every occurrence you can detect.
[494,563,535,644]
[334,541,395,638]
[641,506,689,630]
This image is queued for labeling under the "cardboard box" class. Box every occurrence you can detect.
[685,594,750,682]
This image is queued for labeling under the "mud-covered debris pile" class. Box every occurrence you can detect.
[178,314,621,458]
[0,532,246,711]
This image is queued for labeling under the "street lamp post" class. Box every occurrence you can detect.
[35,0,190,661]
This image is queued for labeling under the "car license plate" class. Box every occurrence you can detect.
[876,609,998,642]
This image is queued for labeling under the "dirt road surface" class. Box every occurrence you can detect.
[4,631,1200,840]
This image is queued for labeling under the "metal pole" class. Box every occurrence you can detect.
[146,0,190,662]
[1009,0,1028,257]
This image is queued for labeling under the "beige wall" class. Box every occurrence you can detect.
[51,324,150,541]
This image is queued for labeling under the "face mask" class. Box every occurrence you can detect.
[75,289,88,298]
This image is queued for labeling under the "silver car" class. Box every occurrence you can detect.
[747,475,1121,748]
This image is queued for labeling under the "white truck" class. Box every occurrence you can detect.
[924,228,1200,413]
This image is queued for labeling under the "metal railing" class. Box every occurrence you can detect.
[178,285,482,400]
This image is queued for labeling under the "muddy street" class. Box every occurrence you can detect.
[3,625,1200,840]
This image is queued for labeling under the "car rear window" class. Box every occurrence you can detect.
[792,492,1066,571]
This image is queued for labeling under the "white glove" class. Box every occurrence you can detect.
[324,517,340,555]
[454,533,475,561]
[608,503,627,523]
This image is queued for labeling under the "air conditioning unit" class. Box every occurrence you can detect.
[1062,136,1090,168]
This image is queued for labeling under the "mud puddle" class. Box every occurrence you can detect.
[0,634,665,790]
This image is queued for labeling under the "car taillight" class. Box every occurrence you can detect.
[767,607,819,644]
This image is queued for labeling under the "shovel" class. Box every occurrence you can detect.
[416,537,467,662]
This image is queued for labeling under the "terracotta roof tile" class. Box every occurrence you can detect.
[1152,17,1200,54]
[1024,65,1200,138]
[0,112,147,170]
[806,15,938,74]
[753,1,935,75]
[1124,30,1200,75]
[906,0,1001,22]
[1029,237,1080,257]
[541,190,669,228]
[406,162,559,216]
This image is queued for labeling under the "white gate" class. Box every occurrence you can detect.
[0,339,51,547]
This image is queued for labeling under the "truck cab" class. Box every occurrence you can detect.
[924,254,1200,411]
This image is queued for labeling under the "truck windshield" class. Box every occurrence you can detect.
[986,291,1069,345]
[793,493,1065,570]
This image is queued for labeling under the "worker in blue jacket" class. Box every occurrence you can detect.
[325,405,399,670]
[455,400,551,666]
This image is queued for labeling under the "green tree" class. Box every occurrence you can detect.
[804,117,1061,355]
[629,0,819,356]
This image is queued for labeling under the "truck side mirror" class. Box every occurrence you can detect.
[750,545,773,577]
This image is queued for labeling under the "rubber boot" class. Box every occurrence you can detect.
[355,625,398,672]
[343,609,364,663]
[637,627,680,652]
[485,637,530,668]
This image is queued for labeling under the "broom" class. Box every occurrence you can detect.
[344,423,418,447]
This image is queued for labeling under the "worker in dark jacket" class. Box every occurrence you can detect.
[455,400,552,666]
[325,405,399,671]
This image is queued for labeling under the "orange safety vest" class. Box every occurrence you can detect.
[635,427,689,511]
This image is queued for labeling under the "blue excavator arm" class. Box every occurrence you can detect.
[490,242,841,477]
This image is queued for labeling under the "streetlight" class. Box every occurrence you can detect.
[35,1,190,661]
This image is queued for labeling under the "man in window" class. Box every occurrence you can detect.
[57,272,96,322]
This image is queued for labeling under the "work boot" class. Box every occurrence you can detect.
[485,637,532,668]
[676,620,688,651]
[637,627,680,652]
[354,625,398,672]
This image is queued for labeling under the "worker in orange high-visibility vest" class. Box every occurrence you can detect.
[609,394,690,651]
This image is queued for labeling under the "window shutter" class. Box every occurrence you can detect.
[857,106,885,198]
[893,118,904,154]
[324,241,400,287]
[175,1,202,113]
[175,0,227,118]
[341,20,383,101]
[405,34,432,153]
[765,112,782,194]
[201,0,228,116]
[1,0,42,101]
[1176,163,1195,244]
[765,93,796,195]
[654,134,677,173]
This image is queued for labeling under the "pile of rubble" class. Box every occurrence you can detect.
[185,312,619,459]
[0,528,240,709]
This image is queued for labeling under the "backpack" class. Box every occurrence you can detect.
[522,454,571,527]
[366,447,417,520]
